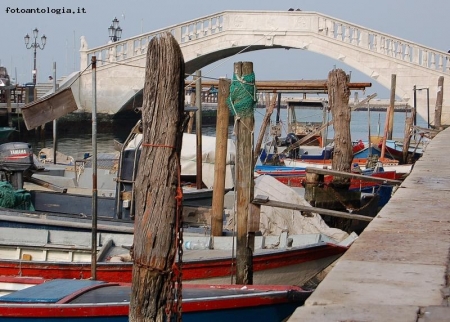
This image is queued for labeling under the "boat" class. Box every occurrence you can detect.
[372,138,424,162]
[0,173,357,286]
[255,165,306,177]
[0,277,312,321]
[0,224,352,286]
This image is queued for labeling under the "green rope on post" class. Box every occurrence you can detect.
[227,72,257,117]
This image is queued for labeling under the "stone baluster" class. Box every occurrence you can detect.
[390,41,395,57]
[329,21,335,38]
[189,23,194,41]
[447,56,450,73]
[109,45,116,63]
[385,39,390,56]
[351,28,358,45]
[142,38,148,55]
[97,51,103,67]
[380,36,385,54]
[211,18,217,34]
[372,34,378,52]
[117,44,123,61]
[438,55,443,71]
[126,40,133,59]
[423,50,428,67]
[430,53,436,69]
[397,42,403,60]
[344,26,350,42]
[337,24,343,41]
[404,45,410,62]
[204,19,210,36]
[195,22,200,39]
[413,46,420,64]
[180,26,186,43]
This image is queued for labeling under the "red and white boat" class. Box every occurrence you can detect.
[0,226,354,287]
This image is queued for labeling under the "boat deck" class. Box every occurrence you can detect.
[289,127,450,321]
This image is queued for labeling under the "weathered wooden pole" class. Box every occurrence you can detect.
[328,69,352,183]
[325,69,355,232]
[228,61,256,285]
[434,76,444,130]
[91,56,98,281]
[401,112,414,164]
[129,32,185,322]
[253,94,277,168]
[52,62,58,165]
[195,71,203,189]
[387,74,396,140]
[211,78,231,236]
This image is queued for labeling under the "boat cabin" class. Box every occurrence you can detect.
[286,98,329,147]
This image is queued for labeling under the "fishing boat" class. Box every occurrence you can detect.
[372,138,424,162]
[0,277,312,322]
[0,225,353,286]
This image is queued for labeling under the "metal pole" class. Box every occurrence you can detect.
[52,62,57,164]
[91,56,98,280]
[413,85,417,128]
[33,45,37,85]
[195,70,202,189]
[426,88,430,129]
[413,85,417,140]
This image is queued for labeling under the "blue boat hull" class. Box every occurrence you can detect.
[0,279,311,322]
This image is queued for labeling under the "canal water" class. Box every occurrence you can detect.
[7,109,427,159]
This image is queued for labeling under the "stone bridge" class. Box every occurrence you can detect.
[63,10,449,125]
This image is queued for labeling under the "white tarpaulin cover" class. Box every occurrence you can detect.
[253,175,349,242]
[126,133,236,189]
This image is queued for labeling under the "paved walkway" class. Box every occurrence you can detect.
[289,128,450,322]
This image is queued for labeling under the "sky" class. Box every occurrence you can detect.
[1,0,449,99]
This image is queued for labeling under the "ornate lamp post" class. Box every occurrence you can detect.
[108,17,122,42]
[24,28,47,85]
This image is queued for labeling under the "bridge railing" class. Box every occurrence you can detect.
[81,12,225,70]
[81,10,450,76]
[317,14,450,74]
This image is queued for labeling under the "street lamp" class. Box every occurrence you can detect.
[108,17,122,42]
[413,86,430,129]
[24,28,47,85]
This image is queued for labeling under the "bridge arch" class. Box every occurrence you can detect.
[69,10,449,125]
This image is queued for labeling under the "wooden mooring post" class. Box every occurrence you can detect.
[304,69,357,232]
[211,78,231,236]
[434,76,444,130]
[129,32,185,322]
[229,61,257,285]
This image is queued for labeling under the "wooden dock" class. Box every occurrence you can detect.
[289,128,450,321]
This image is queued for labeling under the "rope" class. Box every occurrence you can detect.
[227,72,257,117]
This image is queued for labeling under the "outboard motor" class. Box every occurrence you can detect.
[0,142,34,189]
[285,133,300,159]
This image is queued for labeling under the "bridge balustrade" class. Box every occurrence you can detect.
[82,11,450,76]
[82,13,224,69]
[318,15,450,73]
